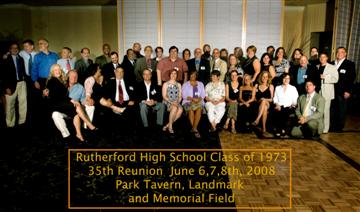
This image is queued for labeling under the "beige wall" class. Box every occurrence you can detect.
[283,6,305,57]
[283,3,326,57]
[0,4,118,59]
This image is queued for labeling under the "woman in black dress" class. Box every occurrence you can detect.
[238,74,256,131]
[44,64,96,142]
[252,71,274,133]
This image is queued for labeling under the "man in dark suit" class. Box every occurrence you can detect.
[121,48,137,85]
[2,42,27,127]
[331,47,356,132]
[134,45,158,83]
[100,66,136,132]
[75,47,93,85]
[102,51,120,84]
[133,42,144,59]
[136,69,164,129]
[186,48,211,85]
[290,55,319,95]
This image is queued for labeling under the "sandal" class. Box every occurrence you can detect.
[223,124,229,130]
[163,125,169,132]
[168,128,174,134]
[194,131,201,138]
[209,128,216,132]
[231,128,237,134]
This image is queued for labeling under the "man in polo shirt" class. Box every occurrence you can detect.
[156,46,188,86]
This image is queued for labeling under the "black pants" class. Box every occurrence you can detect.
[31,78,50,130]
[273,106,295,132]
[331,95,347,131]
[110,101,138,133]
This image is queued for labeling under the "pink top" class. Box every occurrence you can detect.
[84,76,95,97]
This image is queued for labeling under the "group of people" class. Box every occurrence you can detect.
[0,38,356,141]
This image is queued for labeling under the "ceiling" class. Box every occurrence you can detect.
[285,0,329,6]
[0,0,329,7]
[0,0,116,6]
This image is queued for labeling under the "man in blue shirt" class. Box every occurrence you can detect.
[31,38,58,130]
[31,38,58,89]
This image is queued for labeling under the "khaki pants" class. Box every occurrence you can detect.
[5,81,27,127]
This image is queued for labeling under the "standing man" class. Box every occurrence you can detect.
[95,44,111,68]
[57,47,75,75]
[75,47,93,85]
[331,47,356,132]
[156,46,188,86]
[186,48,211,85]
[290,55,318,95]
[19,39,36,80]
[134,45,157,82]
[210,48,227,82]
[121,49,137,85]
[201,44,212,61]
[102,51,120,84]
[3,42,27,127]
[19,39,37,123]
[31,38,58,90]
[318,52,338,134]
[133,42,144,59]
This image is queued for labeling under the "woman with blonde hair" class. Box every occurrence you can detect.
[44,64,97,142]
[252,71,274,133]
[238,74,256,131]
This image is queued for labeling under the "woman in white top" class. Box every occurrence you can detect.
[273,73,299,136]
[205,70,226,132]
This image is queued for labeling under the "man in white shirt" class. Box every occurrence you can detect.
[273,73,299,136]
[318,53,338,133]
[19,39,37,78]
[57,47,75,75]
[99,66,136,133]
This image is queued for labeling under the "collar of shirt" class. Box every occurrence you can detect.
[195,59,200,64]
[335,58,345,68]
[307,91,315,99]
[299,65,307,70]
[168,57,179,62]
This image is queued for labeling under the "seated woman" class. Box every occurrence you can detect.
[83,63,104,126]
[273,73,299,136]
[224,70,241,134]
[45,64,97,142]
[162,69,183,134]
[205,70,226,132]
[182,70,205,138]
[238,74,256,131]
[252,71,274,133]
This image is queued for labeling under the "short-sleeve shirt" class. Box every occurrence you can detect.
[205,82,225,101]
[157,57,188,82]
